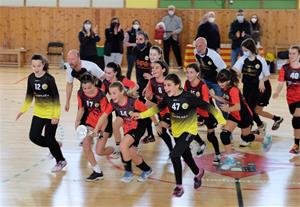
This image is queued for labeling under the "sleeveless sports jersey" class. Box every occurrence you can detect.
[222,86,252,121]
[148,78,165,104]
[278,64,300,104]
[140,91,225,137]
[77,88,108,128]
[241,58,262,84]
[184,80,210,118]
[105,97,147,133]
[20,73,60,119]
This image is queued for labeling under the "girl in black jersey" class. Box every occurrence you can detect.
[16,54,67,173]
[143,60,173,154]
[215,69,272,171]
[102,62,138,159]
[75,73,114,181]
[93,82,158,183]
[233,38,283,140]
[185,63,221,164]
[131,73,225,197]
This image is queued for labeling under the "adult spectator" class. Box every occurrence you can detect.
[250,14,262,46]
[228,9,251,66]
[161,5,183,70]
[195,11,221,52]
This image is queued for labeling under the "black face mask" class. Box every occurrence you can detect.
[111,22,119,28]
[136,42,146,50]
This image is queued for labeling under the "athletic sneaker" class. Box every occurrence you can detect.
[110,151,120,159]
[120,171,134,183]
[272,117,284,130]
[289,144,299,154]
[196,142,207,156]
[85,171,104,182]
[258,122,267,136]
[262,135,272,152]
[239,140,251,147]
[220,155,236,170]
[194,169,205,189]
[51,160,67,172]
[212,154,221,166]
[141,135,155,144]
[137,169,153,182]
[172,186,184,197]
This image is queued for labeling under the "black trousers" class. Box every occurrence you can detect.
[29,116,65,163]
[170,132,199,185]
[163,37,183,67]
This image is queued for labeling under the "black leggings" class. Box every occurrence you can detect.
[29,116,65,163]
[170,132,199,185]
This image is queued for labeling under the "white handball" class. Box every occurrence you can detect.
[76,125,87,140]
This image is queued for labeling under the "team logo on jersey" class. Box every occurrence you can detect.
[208,61,212,65]
[196,92,201,97]
[42,84,48,90]
[182,103,189,109]
[145,56,149,61]
[94,103,99,107]
[255,64,260,69]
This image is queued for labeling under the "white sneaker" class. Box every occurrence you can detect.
[110,151,120,159]
[239,140,251,147]
[51,160,67,172]
[258,122,267,136]
[212,154,221,166]
[196,143,207,157]
[220,155,236,171]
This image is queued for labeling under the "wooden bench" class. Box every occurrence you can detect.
[0,48,28,67]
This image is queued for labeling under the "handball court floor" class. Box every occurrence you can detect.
[0,66,299,207]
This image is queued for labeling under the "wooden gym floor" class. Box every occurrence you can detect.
[0,66,299,207]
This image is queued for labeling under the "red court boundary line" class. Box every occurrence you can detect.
[13,74,29,84]
[106,156,300,191]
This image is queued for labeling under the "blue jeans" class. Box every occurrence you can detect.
[231,47,242,66]
[205,80,228,119]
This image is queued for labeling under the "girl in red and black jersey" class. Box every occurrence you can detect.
[233,38,283,138]
[93,82,158,183]
[143,60,173,153]
[16,54,67,173]
[102,62,138,159]
[75,73,114,181]
[184,63,220,164]
[216,69,272,170]
[273,45,300,154]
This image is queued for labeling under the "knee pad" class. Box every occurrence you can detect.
[220,130,231,145]
[207,131,217,143]
[292,117,300,129]
[241,134,255,142]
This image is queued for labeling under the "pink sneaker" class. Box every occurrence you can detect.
[51,160,67,172]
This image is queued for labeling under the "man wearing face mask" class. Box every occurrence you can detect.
[161,5,183,70]
[78,20,100,66]
[228,9,251,66]
[250,15,262,46]
[195,11,221,52]
[104,17,124,66]
[124,19,142,79]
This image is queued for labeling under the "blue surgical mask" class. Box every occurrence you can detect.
[243,51,251,58]
[237,16,244,23]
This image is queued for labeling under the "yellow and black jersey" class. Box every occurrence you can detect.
[20,72,60,119]
[140,90,225,137]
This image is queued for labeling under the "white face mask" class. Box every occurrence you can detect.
[243,50,251,58]
[84,24,91,31]
[208,17,215,23]
[168,10,174,16]
[133,24,140,30]
[251,18,257,24]
[237,16,244,23]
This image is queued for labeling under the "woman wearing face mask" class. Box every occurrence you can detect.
[233,38,283,146]
[124,19,142,80]
[195,11,221,52]
[104,17,124,66]
[78,20,100,65]
[250,15,262,46]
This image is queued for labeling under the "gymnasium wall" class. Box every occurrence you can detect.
[0,7,300,64]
